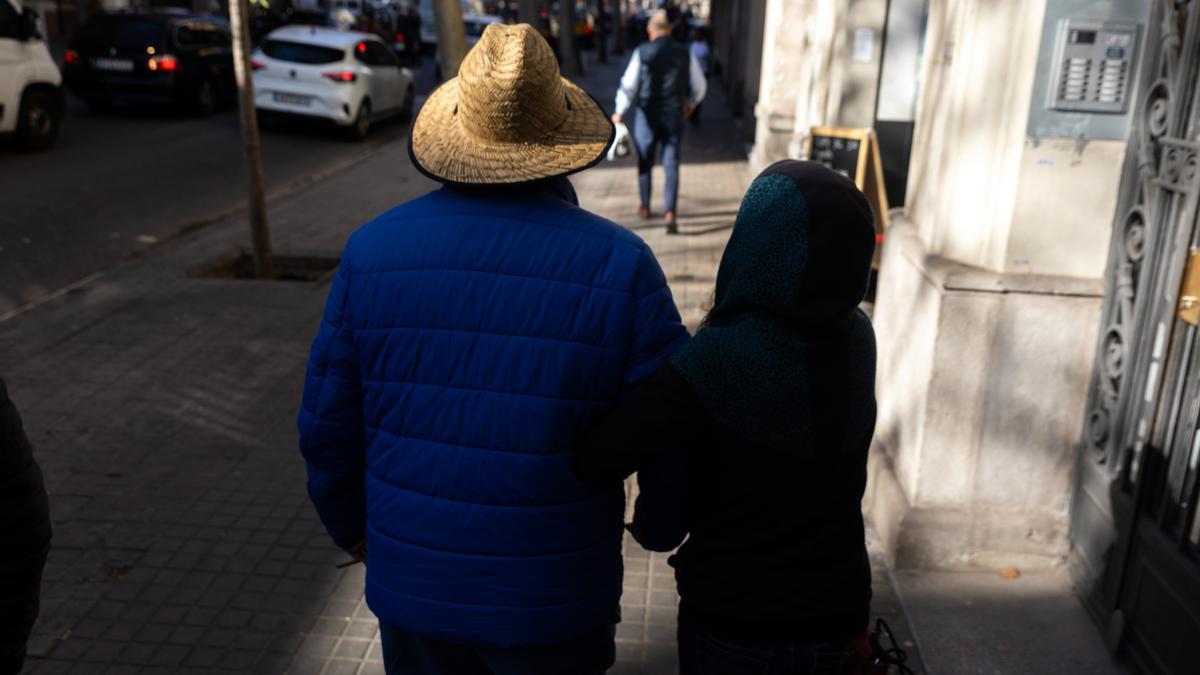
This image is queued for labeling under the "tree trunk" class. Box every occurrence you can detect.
[433,0,468,80]
[559,0,582,76]
[228,0,273,279]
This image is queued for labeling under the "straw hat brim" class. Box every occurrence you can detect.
[409,76,615,186]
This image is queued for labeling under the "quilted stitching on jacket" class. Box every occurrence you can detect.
[299,184,686,647]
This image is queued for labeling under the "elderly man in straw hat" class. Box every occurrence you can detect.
[298,22,686,675]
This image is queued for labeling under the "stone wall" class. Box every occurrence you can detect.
[865,219,1104,569]
[748,0,888,171]
[865,0,1126,569]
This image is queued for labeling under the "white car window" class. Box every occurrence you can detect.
[262,39,344,65]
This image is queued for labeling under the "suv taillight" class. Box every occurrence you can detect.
[147,54,178,72]
[395,32,405,44]
[323,71,357,83]
[251,59,266,71]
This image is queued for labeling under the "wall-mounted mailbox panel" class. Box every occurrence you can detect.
[1047,18,1140,115]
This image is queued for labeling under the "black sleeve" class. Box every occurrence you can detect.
[0,378,51,561]
[573,363,705,552]
[572,362,705,488]
[627,446,689,552]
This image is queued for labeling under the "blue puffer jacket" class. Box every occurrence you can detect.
[298,179,687,647]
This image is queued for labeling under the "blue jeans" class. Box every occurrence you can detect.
[379,622,615,675]
[632,110,683,214]
[678,626,854,675]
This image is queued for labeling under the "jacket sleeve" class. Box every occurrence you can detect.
[624,245,688,389]
[615,50,641,117]
[0,377,52,564]
[297,264,367,550]
[687,51,708,106]
[573,364,700,551]
[628,448,688,552]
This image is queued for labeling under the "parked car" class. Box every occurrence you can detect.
[0,0,64,149]
[251,25,414,140]
[391,7,421,65]
[63,11,236,115]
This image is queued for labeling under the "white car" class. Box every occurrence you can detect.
[0,0,63,150]
[252,25,413,139]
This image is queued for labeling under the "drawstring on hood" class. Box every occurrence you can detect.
[669,160,876,454]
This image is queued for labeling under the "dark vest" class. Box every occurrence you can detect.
[636,36,691,128]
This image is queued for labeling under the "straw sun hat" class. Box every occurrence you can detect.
[409,23,614,185]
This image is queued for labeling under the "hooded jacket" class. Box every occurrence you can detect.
[298,179,687,647]
[574,161,877,645]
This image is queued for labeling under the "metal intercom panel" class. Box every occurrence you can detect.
[1047,18,1140,114]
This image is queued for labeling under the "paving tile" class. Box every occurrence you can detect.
[182,646,223,668]
[286,655,328,675]
[333,638,370,660]
[323,658,362,675]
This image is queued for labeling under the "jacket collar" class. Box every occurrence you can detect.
[444,177,578,206]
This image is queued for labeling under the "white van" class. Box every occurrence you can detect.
[0,0,63,149]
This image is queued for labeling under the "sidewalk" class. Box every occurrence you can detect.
[6,51,924,675]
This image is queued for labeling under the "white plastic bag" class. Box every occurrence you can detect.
[607,122,632,161]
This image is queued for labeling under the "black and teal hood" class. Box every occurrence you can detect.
[670,160,877,454]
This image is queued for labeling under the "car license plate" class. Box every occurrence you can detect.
[93,58,133,72]
[273,92,311,106]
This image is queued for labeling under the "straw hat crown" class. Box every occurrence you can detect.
[457,24,567,143]
[410,22,613,185]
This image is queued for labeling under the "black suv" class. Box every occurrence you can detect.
[63,11,235,115]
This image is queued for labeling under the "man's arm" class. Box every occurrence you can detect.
[297,263,367,551]
[613,50,642,122]
[624,245,688,388]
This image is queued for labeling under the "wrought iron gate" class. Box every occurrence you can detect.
[1071,2,1200,672]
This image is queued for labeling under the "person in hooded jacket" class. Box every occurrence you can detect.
[0,377,51,675]
[574,160,877,675]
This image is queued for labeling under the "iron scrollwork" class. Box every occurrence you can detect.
[1081,2,1193,471]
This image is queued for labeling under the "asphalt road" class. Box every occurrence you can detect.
[0,61,436,317]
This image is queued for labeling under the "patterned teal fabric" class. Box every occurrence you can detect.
[670,161,875,452]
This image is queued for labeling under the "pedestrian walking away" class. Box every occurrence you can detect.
[574,160,879,675]
[612,10,707,234]
[298,22,687,675]
[0,377,51,675]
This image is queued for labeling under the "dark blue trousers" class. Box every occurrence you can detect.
[379,622,615,675]
[632,110,683,214]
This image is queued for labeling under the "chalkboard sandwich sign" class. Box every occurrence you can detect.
[808,126,890,267]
